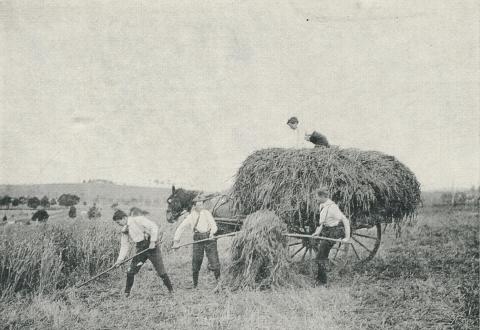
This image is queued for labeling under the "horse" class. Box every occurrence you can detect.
[165,185,242,233]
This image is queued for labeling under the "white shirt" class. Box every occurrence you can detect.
[173,209,218,241]
[116,216,159,263]
[319,199,347,227]
[288,123,313,149]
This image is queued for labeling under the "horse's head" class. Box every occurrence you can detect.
[166,185,199,223]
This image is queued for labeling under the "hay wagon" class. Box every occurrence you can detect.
[210,146,420,268]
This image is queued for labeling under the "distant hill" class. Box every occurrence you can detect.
[0,183,172,206]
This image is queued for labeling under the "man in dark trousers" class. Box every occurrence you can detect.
[172,195,220,288]
[113,207,174,297]
[312,188,351,285]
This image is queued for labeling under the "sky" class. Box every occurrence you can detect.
[1,0,479,192]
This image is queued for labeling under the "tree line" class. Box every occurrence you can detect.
[0,194,80,209]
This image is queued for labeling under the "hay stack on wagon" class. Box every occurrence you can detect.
[231,147,421,231]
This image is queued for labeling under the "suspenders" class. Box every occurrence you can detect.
[192,211,202,233]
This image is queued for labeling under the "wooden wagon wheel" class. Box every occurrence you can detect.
[330,223,382,267]
[288,223,382,268]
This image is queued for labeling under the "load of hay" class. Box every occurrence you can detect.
[231,147,421,231]
[222,210,307,290]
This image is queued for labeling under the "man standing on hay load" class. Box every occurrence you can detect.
[286,116,330,148]
[113,207,174,297]
[312,188,351,286]
[172,195,221,289]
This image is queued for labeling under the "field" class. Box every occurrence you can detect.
[0,204,478,330]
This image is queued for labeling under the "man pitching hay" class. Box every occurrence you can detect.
[173,195,221,288]
[312,188,351,286]
[113,207,174,297]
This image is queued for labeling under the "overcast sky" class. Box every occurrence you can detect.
[1,0,479,192]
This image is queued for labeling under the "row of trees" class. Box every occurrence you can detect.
[0,194,81,209]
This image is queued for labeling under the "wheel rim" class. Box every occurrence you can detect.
[331,223,382,267]
[288,223,382,268]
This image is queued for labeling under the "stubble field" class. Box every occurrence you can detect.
[1,204,478,330]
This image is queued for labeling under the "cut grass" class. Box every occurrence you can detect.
[0,206,478,329]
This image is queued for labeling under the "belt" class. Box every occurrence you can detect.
[193,229,210,234]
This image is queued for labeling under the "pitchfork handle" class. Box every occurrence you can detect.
[75,245,154,288]
[284,233,352,244]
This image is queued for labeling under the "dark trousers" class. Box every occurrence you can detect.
[125,240,173,293]
[192,232,220,287]
[315,225,345,284]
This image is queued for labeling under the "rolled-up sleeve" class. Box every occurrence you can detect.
[137,217,159,242]
[206,211,218,235]
[331,204,347,220]
[116,233,129,263]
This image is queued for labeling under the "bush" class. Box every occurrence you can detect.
[27,197,41,209]
[58,194,80,208]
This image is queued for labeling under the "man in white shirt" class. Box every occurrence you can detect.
[286,116,330,148]
[113,207,173,297]
[286,116,303,148]
[173,195,220,288]
[312,188,351,285]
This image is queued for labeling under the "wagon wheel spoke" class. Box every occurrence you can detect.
[291,245,305,258]
[351,236,373,254]
[326,224,381,269]
[289,242,303,247]
[352,233,378,240]
[382,223,388,234]
[351,244,361,260]
[301,247,309,261]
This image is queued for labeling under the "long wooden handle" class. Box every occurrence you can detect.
[173,232,237,249]
[75,245,153,288]
[284,233,352,244]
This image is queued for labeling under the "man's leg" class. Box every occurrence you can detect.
[148,245,173,293]
[205,240,221,280]
[125,250,148,295]
[192,242,205,288]
[315,240,334,285]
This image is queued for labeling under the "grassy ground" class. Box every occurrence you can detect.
[1,206,478,329]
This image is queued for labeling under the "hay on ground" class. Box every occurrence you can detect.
[231,147,421,231]
[222,210,307,290]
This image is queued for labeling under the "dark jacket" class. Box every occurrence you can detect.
[309,131,330,147]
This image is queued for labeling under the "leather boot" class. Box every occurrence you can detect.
[160,274,174,293]
[316,260,328,285]
[192,271,199,288]
[125,274,135,295]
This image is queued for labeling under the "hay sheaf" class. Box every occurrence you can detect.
[231,147,421,230]
[222,210,307,290]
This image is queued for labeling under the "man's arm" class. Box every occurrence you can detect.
[116,233,130,264]
[138,217,159,248]
[205,211,218,237]
[313,224,323,236]
[330,204,351,241]
[173,213,192,243]
[341,216,351,242]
